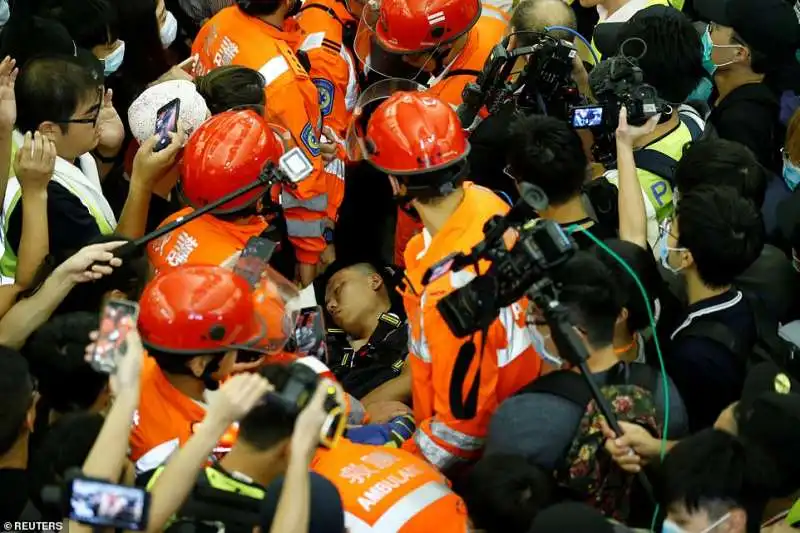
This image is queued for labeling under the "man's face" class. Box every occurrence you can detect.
[666,503,735,533]
[325,267,382,333]
[49,89,102,159]
[709,23,744,67]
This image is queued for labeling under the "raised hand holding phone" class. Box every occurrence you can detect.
[89,299,140,375]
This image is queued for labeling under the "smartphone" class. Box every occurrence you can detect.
[154,98,180,152]
[293,306,328,363]
[68,478,150,531]
[570,105,604,129]
[233,237,278,288]
[90,299,140,374]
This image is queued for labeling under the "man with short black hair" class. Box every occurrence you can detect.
[0,348,38,521]
[664,185,765,431]
[695,0,800,174]
[506,115,618,249]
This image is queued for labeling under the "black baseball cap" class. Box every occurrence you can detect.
[593,4,688,58]
[694,0,800,58]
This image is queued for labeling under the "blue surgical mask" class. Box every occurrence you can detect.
[160,11,178,48]
[103,40,126,76]
[688,77,714,103]
[659,236,687,275]
[783,155,800,191]
[662,513,731,533]
[701,27,718,76]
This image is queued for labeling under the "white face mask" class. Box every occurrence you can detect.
[531,324,565,368]
[662,512,731,533]
[160,10,178,48]
[103,40,126,76]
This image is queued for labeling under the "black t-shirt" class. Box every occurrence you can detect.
[7,181,103,260]
[709,82,783,175]
[0,468,29,521]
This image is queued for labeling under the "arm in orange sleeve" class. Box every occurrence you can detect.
[266,81,328,266]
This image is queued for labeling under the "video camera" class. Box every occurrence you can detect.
[422,183,576,338]
[569,39,669,164]
[458,31,583,128]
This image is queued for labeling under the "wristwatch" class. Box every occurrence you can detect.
[323,227,335,244]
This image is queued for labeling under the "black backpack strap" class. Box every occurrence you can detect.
[632,149,678,186]
[604,361,660,394]
[515,370,594,409]
[679,111,704,140]
[444,68,482,80]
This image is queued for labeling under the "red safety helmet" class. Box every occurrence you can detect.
[138,265,265,354]
[359,0,481,56]
[181,109,285,214]
[348,86,470,175]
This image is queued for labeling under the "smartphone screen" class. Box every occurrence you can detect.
[91,299,140,374]
[154,98,180,152]
[293,306,328,363]
[69,478,150,531]
[233,237,278,288]
[570,105,604,129]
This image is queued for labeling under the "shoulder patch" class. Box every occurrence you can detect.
[313,78,335,117]
[301,122,321,157]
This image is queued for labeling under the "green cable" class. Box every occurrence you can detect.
[566,226,668,532]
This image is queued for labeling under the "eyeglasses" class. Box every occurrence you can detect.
[55,89,103,127]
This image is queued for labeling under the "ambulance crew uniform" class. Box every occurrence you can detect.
[148,110,286,274]
[351,91,543,472]
[131,265,266,473]
[356,0,512,267]
[294,0,359,225]
[312,439,470,532]
[192,3,331,267]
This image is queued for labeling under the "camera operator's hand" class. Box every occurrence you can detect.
[615,106,661,148]
[599,418,663,473]
[204,373,274,431]
[291,379,337,464]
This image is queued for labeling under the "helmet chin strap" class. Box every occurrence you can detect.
[200,355,223,391]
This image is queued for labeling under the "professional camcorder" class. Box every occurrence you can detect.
[570,39,669,164]
[422,184,576,338]
[458,32,583,128]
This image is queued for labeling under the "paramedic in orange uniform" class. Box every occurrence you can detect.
[192,0,333,285]
[147,109,291,274]
[312,439,470,532]
[355,0,512,266]
[348,89,543,474]
[130,265,266,472]
[293,0,359,237]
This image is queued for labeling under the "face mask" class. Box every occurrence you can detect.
[688,77,714,103]
[662,513,731,533]
[659,237,687,275]
[0,0,9,28]
[160,10,179,48]
[103,40,126,76]
[531,325,565,368]
[783,156,800,191]
[701,28,718,76]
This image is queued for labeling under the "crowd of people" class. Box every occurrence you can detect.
[0,0,799,531]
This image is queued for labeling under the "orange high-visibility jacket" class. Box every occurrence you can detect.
[400,183,543,472]
[192,6,329,265]
[312,439,470,532]
[147,207,268,274]
[393,1,511,267]
[293,0,357,221]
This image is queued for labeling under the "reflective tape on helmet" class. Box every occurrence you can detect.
[286,218,326,238]
[258,56,290,86]
[345,480,453,532]
[281,192,329,212]
[429,421,484,452]
[414,430,465,471]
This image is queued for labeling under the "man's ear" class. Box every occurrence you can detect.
[616,307,629,327]
[38,122,61,143]
[680,249,695,271]
[369,273,384,292]
[187,355,213,378]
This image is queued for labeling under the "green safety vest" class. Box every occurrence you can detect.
[0,139,115,281]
